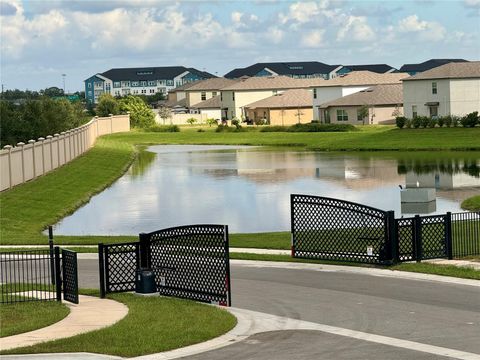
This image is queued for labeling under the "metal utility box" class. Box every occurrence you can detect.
[135,268,157,294]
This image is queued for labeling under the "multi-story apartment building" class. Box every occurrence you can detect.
[84,66,215,104]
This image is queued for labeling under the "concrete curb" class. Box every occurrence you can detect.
[0,295,128,351]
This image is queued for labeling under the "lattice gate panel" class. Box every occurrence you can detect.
[291,194,389,264]
[421,215,447,260]
[148,225,231,306]
[105,242,140,293]
[396,218,415,261]
[62,249,79,304]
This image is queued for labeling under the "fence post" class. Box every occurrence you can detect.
[139,233,150,269]
[414,215,422,262]
[98,243,106,298]
[224,225,232,307]
[386,210,397,264]
[445,212,453,260]
[54,246,62,302]
[290,194,295,258]
[49,226,55,285]
[4,145,13,189]
[17,142,25,183]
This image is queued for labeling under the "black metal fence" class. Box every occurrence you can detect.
[0,245,78,304]
[291,194,479,264]
[99,224,231,306]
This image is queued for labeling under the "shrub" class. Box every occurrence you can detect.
[411,117,421,128]
[145,124,179,132]
[395,116,407,129]
[437,116,445,127]
[231,118,241,129]
[197,128,205,132]
[427,118,437,128]
[405,119,412,129]
[96,94,119,117]
[119,95,155,128]
[206,118,218,127]
[418,116,429,128]
[287,123,358,132]
[254,118,267,126]
[259,126,289,132]
[186,117,197,126]
[444,115,453,127]
[460,111,479,128]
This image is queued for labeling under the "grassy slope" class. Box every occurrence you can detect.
[1,126,479,245]
[2,293,236,357]
[461,195,480,211]
[0,301,70,337]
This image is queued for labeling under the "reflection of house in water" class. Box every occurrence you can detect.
[405,172,480,189]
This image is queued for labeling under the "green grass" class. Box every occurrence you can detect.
[1,127,479,247]
[0,301,70,337]
[230,253,480,280]
[461,195,480,211]
[2,292,236,358]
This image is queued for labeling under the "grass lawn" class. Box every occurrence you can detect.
[0,301,70,338]
[230,253,480,280]
[461,195,480,211]
[1,292,236,358]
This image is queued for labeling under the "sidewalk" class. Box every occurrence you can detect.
[0,294,128,351]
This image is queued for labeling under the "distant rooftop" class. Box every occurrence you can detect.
[342,64,396,73]
[313,71,409,87]
[399,59,468,73]
[224,61,340,78]
[97,66,216,81]
[220,76,324,91]
[319,84,403,108]
[185,78,238,91]
[402,61,480,81]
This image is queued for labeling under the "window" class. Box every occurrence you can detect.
[140,81,147,87]
[167,80,174,86]
[212,92,217,96]
[121,81,130,87]
[232,92,235,101]
[273,90,278,95]
[115,91,120,96]
[113,82,121,88]
[201,92,206,101]
[131,81,139,87]
[105,84,111,91]
[313,88,317,99]
[336,109,348,121]
[88,83,92,88]
[357,109,365,121]
[150,89,155,94]
[220,93,223,101]
[432,82,437,94]
[412,105,417,118]
[141,89,147,94]
[148,81,156,86]
[87,90,92,96]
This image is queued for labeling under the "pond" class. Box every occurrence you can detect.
[53,145,480,235]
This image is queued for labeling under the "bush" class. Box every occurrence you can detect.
[288,123,358,132]
[231,118,241,129]
[460,111,479,128]
[437,116,445,127]
[418,116,430,128]
[215,125,245,133]
[444,115,452,127]
[206,118,217,127]
[427,118,437,128]
[119,95,155,128]
[254,118,267,125]
[145,124,179,132]
[412,117,421,128]
[395,116,407,129]
[405,119,412,129]
[186,117,197,126]
[259,126,289,132]
[197,128,205,132]
[96,94,119,117]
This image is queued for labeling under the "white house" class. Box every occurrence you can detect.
[311,71,409,121]
[402,61,480,118]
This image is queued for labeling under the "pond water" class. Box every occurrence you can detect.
[53,145,480,235]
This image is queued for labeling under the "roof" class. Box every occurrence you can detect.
[191,96,221,109]
[221,76,324,91]
[402,61,480,81]
[184,78,238,91]
[224,61,340,78]
[319,84,403,108]
[161,97,187,108]
[342,64,396,73]
[168,81,200,92]
[98,66,215,81]
[244,89,312,109]
[313,71,409,87]
[399,59,468,73]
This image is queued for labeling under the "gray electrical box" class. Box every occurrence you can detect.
[135,268,157,294]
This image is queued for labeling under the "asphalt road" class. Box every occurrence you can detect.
[77,259,480,359]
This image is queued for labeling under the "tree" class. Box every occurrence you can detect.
[96,93,119,117]
[119,95,155,128]
[157,106,172,125]
[40,87,64,97]
[357,105,369,125]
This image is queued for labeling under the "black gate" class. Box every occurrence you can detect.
[99,225,231,306]
[291,194,395,264]
[61,249,79,304]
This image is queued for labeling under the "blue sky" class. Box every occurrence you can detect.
[1,0,479,91]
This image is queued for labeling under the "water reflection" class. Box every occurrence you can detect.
[130,146,157,178]
[53,146,480,235]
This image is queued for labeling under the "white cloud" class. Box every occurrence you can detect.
[397,14,446,41]
[301,30,325,47]
[337,16,375,42]
[279,1,322,26]
[464,0,480,7]
[267,26,284,44]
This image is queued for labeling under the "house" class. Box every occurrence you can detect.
[220,76,323,120]
[402,61,480,118]
[311,71,409,121]
[318,84,403,125]
[244,89,313,125]
[190,96,222,120]
[183,78,238,107]
[399,59,468,76]
[84,66,215,104]
[224,61,342,80]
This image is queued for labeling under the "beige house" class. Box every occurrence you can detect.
[312,71,409,121]
[318,84,403,125]
[244,89,313,125]
[402,61,480,118]
[220,76,323,120]
[184,78,238,107]
[190,96,222,120]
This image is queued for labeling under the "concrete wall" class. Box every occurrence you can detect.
[403,79,451,118]
[246,107,313,126]
[186,91,218,107]
[322,105,402,125]
[0,114,130,192]
[221,89,286,120]
[449,79,480,116]
[312,85,372,120]
[199,109,221,120]
[155,113,209,125]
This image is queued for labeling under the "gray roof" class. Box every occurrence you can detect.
[98,66,215,81]
[244,89,312,109]
[191,96,221,109]
[185,78,239,91]
[319,84,403,108]
[402,61,480,81]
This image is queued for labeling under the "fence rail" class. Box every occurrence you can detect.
[452,212,480,257]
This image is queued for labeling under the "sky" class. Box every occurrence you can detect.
[1,0,479,92]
